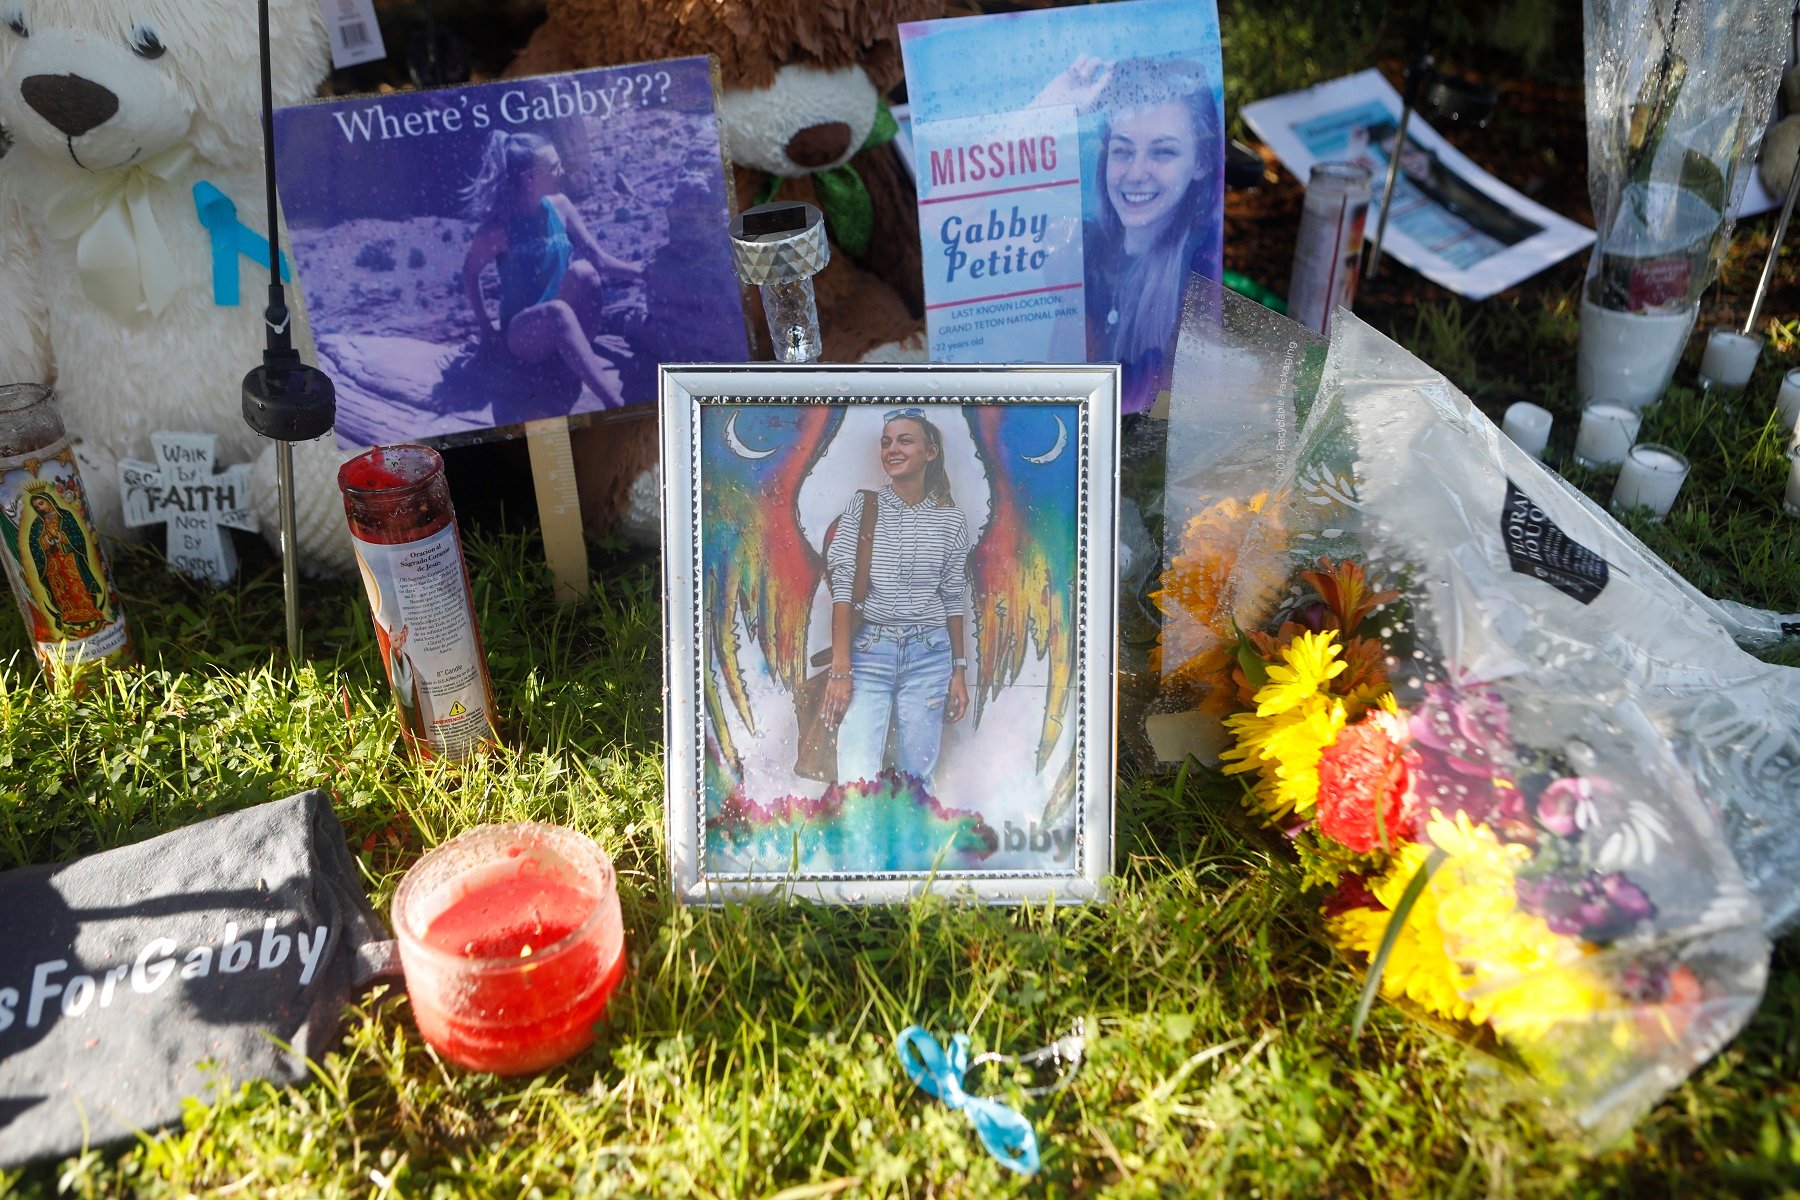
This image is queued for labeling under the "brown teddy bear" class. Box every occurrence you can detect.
[508,0,948,541]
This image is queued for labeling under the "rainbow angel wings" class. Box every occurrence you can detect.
[964,405,1081,821]
[701,402,1080,822]
[701,404,843,769]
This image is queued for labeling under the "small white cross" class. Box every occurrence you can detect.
[119,432,258,586]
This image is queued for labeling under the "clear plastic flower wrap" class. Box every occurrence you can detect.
[1577,0,1791,403]
[1149,284,1800,1140]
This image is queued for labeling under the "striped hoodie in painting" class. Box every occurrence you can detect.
[825,486,971,627]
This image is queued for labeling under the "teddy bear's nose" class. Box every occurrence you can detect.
[21,74,120,139]
[785,121,853,170]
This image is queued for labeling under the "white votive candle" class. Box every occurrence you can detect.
[1785,447,1800,519]
[1697,329,1762,390]
[1574,401,1641,469]
[1501,401,1552,459]
[1776,368,1800,434]
[1611,443,1690,520]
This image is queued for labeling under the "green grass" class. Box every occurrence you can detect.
[2,416,1799,1196]
[4,1,1800,1192]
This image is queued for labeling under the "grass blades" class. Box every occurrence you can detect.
[0,505,1794,1195]
[1347,848,1443,1044]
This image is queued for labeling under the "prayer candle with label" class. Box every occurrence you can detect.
[338,445,496,760]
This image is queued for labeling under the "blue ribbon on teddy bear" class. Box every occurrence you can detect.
[192,181,289,306]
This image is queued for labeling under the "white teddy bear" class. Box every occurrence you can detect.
[0,0,356,576]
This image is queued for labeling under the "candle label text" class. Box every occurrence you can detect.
[352,523,494,758]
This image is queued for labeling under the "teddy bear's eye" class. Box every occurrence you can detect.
[3,9,26,38]
[130,26,165,59]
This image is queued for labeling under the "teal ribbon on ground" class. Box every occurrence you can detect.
[895,1026,1040,1176]
[192,180,289,306]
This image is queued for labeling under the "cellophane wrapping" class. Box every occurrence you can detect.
[1582,0,1790,312]
[1148,285,1798,1140]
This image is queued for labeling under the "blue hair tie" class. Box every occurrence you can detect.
[895,1026,1042,1176]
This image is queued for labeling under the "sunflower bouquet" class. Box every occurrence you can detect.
[1147,303,1780,1140]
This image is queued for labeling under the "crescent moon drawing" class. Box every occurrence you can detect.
[724,410,777,460]
[1023,415,1067,465]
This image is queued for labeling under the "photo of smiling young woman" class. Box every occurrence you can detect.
[820,409,973,793]
[1072,57,1223,414]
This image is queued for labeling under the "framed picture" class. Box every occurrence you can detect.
[662,365,1119,905]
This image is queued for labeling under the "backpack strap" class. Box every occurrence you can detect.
[811,490,881,670]
[852,489,878,612]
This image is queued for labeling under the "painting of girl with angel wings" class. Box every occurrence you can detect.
[669,377,1115,902]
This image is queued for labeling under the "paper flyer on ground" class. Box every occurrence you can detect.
[274,58,748,449]
[901,0,1225,415]
[1244,70,1594,300]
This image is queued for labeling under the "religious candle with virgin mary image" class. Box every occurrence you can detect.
[0,384,134,681]
[339,444,497,760]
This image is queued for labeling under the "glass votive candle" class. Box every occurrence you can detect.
[1776,368,1800,435]
[1696,328,1762,391]
[1611,443,1690,521]
[1573,401,1642,469]
[393,822,627,1075]
[1501,401,1552,459]
[1785,446,1800,519]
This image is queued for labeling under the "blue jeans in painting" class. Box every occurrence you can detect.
[837,623,954,790]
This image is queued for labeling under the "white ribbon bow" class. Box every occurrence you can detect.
[45,144,196,324]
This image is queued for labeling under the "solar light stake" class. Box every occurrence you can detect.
[242,0,335,660]
[1364,31,1498,283]
[1741,142,1800,337]
[729,202,829,364]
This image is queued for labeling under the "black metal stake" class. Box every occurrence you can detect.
[242,0,335,660]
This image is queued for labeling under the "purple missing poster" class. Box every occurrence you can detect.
[274,59,749,448]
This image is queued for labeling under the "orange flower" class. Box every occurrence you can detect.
[1299,557,1400,636]
[1335,635,1391,708]
[1315,707,1417,854]
[1152,494,1283,705]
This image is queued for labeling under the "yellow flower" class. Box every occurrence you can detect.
[1255,630,1348,716]
[1328,814,1613,1044]
[1219,630,1353,819]
[1329,840,1477,1023]
[1222,692,1346,818]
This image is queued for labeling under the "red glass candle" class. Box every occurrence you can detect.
[0,383,134,680]
[338,445,496,760]
[392,823,627,1074]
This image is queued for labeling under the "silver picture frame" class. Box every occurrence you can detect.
[661,364,1119,905]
